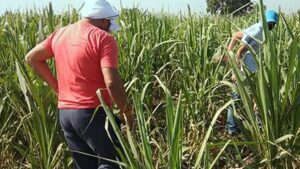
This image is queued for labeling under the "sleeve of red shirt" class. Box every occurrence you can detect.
[40,30,58,55]
[100,35,118,68]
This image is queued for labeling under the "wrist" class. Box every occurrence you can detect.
[121,106,132,115]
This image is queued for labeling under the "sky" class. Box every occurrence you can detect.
[0,0,299,15]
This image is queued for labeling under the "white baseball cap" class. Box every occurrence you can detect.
[81,0,119,19]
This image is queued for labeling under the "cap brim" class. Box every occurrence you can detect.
[267,19,276,24]
[110,19,120,31]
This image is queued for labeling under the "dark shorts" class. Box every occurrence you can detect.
[59,108,121,169]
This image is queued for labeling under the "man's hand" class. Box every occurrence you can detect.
[222,55,229,63]
[231,72,237,82]
[212,54,229,64]
[119,107,134,128]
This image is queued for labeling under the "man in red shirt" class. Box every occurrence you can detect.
[25,0,132,168]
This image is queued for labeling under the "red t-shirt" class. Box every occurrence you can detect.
[41,21,118,109]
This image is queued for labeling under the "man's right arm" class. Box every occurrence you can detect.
[228,31,244,51]
[102,68,127,110]
[100,35,133,126]
[223,31,244,62]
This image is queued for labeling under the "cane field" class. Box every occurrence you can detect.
[0,0,300,168]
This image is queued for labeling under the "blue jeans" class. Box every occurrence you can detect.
[227,92,262,134]
[226,92,241,135]
[59,108,122,169]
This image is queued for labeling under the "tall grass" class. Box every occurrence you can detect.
[0,1,299,168]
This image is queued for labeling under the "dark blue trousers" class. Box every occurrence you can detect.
[59,108,122,169]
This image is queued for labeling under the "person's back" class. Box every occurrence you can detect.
[43,21,117,108]
[25,0,133,168]
[240,22,264,72]
[241,22,263,54]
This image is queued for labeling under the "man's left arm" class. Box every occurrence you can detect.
[25,44,58,94]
